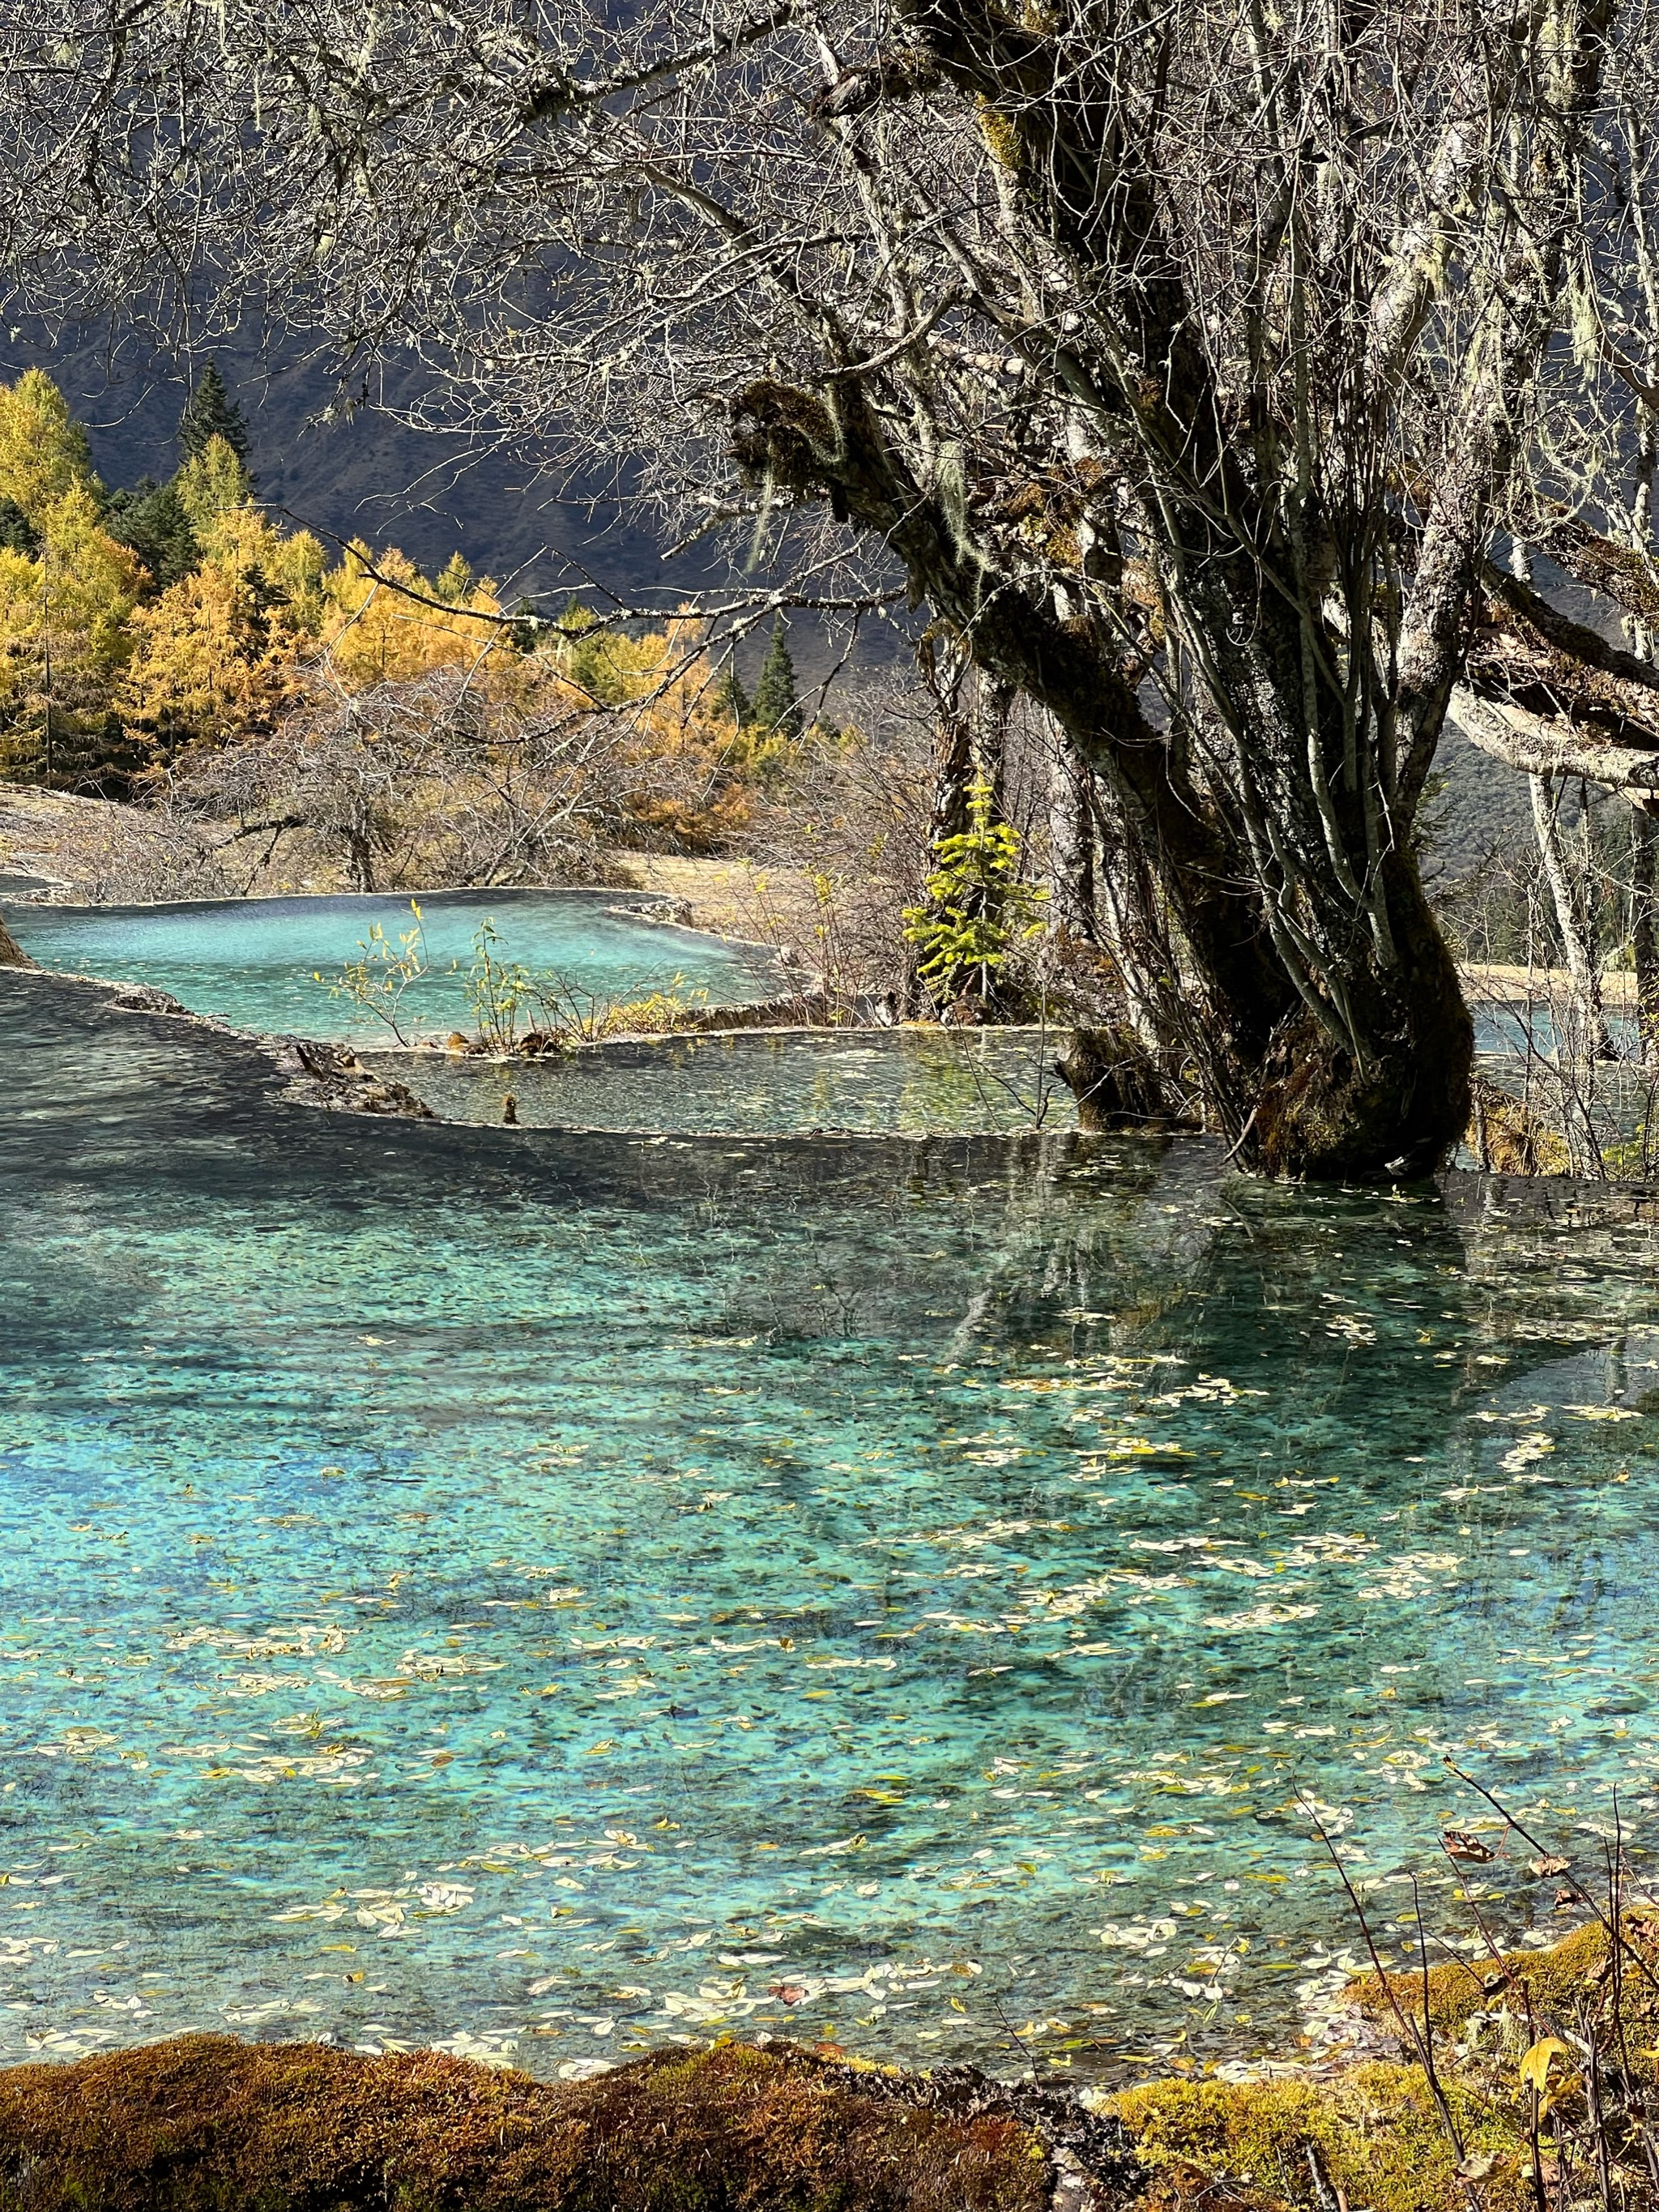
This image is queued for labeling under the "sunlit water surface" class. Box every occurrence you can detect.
[7,890,778,1044]
[5,972,1659,2082]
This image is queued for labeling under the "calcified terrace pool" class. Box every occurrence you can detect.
[7,889,780,1044]
[3,967,1659,2083]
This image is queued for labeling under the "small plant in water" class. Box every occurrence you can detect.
[318,900,432,1045]
[525,969,710,1046]
[465,919,537,1054]
[459,927,714,1054]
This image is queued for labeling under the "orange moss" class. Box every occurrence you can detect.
[0,2034,1051,2211]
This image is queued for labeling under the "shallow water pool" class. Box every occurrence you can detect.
[5,972,1659,2082]
[6,889,779,1044]
[371,1028,1080,1136]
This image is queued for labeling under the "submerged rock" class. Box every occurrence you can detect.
[107,982,189,1015]
[0,2034,1136,2210]
[271,1036,437,1121]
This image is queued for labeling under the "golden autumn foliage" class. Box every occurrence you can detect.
[0,481,146,781]
[120,561,308,749]
[321,541,505,689]
[173,432,256,539]
[560,613,792,849]
[0,369,96,526]
[121,503,326,749]
[0,374,800,840]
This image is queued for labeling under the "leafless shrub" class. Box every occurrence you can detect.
[33,804,238,907]
[163,664,650,895]
[735,666,1067,1020]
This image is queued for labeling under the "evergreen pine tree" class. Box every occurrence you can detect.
[177,361,252,474]
[712,655,751,726]
[104,477,201,592]
[749,617,803,742]
[0,498,37,557]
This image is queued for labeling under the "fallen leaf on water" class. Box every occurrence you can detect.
[1443,1830,1497,1862]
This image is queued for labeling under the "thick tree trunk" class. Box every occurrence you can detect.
[1045,730,1095,945]
[1634,806,1659,1070]
[1047,759,1473,1176]
[1239,851,1473,1180]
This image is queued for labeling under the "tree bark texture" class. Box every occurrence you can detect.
[1635,808,1659,1070]
[1045,729,1096,947]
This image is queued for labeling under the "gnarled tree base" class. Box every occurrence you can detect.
[1243,921,1473,1179]
[1056,1025,1200,1134]
[1058,929,1473,1180]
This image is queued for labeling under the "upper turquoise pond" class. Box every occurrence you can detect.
[5,890,779,1043]
[3,968,1659,2082]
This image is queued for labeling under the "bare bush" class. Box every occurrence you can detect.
[163,663,663,895]
[737,664,1077,1020]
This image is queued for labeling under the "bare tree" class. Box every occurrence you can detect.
[168,664,659,893]
[4,0,1653,1169]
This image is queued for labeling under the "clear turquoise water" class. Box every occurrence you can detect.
[369,1030,1080,1136]
[6,891,778,1044]
[5,972,1659,2082]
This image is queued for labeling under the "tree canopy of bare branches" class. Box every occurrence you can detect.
[6,0,1658,1169]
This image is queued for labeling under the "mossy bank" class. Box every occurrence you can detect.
[5,1917,1656,2212]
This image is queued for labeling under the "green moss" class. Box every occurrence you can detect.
[974,100,1023,173]
[1111,2062,1525,2212]
[1349,1918,1659,2040]
[0,2035,1052,2212]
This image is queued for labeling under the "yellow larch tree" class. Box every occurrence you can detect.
[122,508,326,754]
[320,542,505,689]
[558,612,792,848]
[0,480,145,784]
[0,369,97,527]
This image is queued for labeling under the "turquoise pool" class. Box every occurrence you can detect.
[4,971,1659,2082]
[6,890,779,1044]
[368,1028,1081,1136]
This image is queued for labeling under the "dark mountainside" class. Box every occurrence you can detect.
[3,327,672,603]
